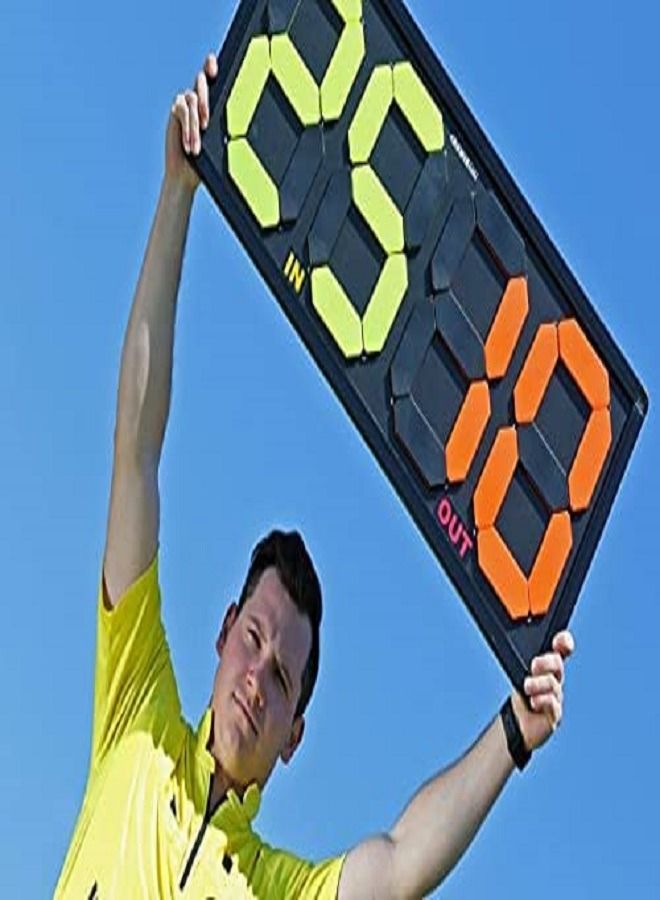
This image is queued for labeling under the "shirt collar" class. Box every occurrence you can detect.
[193,707,261,831]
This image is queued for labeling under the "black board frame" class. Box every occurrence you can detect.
[191,0,648,691]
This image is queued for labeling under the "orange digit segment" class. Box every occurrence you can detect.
[446,381,491,483]
[477,527,529,619]
[558,319,610,410]
[474,427,518,528]
[473,426,528,618]
[568,408,612,511]
[528,512,572,615]
[485,276,529,379]
[555,320,612,511]
[513,324,558,424]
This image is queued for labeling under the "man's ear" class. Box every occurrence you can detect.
[216,602,239,657]
[280,714,305,765]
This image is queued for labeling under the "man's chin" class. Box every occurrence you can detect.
[214,724,261,787]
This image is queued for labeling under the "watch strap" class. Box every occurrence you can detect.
[500,696,532,771]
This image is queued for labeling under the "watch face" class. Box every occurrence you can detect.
[192,0,647,690]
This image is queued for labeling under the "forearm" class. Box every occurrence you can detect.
[113,175,195,462]
[341,645,572,900]
[389,712,514,898]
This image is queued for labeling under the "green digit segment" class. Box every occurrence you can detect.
[321,0,365,122]
[352,164,403,253]
[225,1,365,228]
[226,37,278,228]
[362,255,408,353]
[310,268,363,358]
[321,21,365,121]
[271,35,321,127]
[226,36,270,139]
[392,62,445,153]
[227,138,280,228]
[348,64,393,164]
[312,63,445,358]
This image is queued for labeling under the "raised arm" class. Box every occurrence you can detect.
[103,53,217,607]
[338,632,574,900]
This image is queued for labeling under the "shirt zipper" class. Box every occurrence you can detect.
[179,776,213,891]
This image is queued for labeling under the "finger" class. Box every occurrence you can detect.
[553,630,575,658]
[185,89,201,154]
[196,70,210,130]
[204,51,218,80]
[172,93,191,153]
[530,693,562,727]
[531,652,564,683]
[524,673,562,702]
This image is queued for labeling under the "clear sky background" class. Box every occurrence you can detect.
[2,0,659,897]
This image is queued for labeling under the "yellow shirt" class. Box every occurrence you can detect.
[55,554,344,899]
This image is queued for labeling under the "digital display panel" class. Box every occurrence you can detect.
[193,0,647,689]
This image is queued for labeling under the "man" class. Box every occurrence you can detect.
[56,53,574,899]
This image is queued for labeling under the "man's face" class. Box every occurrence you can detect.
[211,567,312,790]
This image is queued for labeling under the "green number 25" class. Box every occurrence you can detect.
[225,0,445,360]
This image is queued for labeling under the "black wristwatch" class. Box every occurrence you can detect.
[500,697,532,771]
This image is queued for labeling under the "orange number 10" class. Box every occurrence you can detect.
[473,319,612,620]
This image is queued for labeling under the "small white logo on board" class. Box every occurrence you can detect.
[450,133,479,182]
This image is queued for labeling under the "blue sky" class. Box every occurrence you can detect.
[2,0,659,896]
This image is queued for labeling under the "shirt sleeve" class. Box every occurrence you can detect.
[90,552,183,772]
[252,845,347,900]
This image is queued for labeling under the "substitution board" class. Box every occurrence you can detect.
[191,0,648,689]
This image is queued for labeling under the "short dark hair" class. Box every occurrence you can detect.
[237,529,322,718]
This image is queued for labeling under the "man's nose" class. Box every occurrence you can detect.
[245,665,265,709]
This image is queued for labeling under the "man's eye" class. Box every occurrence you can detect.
[248,628,260,647]
[277,671,288,694]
